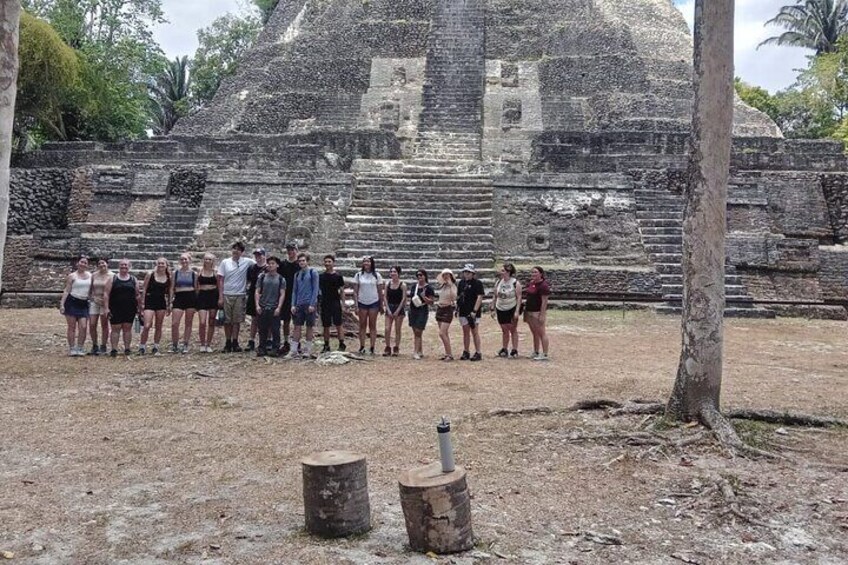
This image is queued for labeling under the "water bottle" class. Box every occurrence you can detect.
[133,315,141,334]
[437,416,455,473]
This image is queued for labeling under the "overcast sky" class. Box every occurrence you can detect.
[152,0,809,93]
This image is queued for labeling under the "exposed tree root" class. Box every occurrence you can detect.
[725,409,847,428]
[698,405,783,460]
[714,475,769,527]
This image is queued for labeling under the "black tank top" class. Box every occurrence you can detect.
[110,275,137,305]
[145,274,169,299]
[198,273,217,287]
[386,283,403,305]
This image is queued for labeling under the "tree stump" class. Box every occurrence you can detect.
[302,451,371,538]
[398,462,474,554]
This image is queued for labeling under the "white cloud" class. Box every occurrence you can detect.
[675,0,811,92]
[152,0,247,59]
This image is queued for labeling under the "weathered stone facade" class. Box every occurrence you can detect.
[3,0,846,317]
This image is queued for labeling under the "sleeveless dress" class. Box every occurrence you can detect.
[144,274,169,311]
[386,282,405,317]
[109,275,138,325]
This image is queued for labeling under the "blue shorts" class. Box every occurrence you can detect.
[293,304,316,327]
[358,301,380,311]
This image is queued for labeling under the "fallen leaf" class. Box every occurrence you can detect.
[1,551,14,559]
[425,551,439,559]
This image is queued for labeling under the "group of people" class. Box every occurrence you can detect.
[59,242,552,361]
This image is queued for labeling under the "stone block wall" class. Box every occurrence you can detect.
[493,173,647,266]
[818,246,848,302]
[820,173,848,243]
[194,171,354,257]
[8,169,73,234]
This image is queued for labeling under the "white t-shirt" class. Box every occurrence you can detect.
[354,271,383,305]
[217,257,256,296]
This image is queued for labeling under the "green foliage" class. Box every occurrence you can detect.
[17,0,166,143]
[16,12,81,144]
[149,56,192,136]
[253,0,279,24]
[191,13,261,106]
[760,0,848,55]
[734,78,780,121]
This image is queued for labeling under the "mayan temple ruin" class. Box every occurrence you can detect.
[4,0,848,317]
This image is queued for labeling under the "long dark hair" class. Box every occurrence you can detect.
[416,269,428,283]
[361,256,376,276]
[532,265,545,280]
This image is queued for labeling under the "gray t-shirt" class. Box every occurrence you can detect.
[217,257,256,296]
[257,272,287,310]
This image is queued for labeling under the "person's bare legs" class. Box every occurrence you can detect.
[182,310,195,348]
[462,324,472,353]
[76,317,89,351]
[358,309,368,350]
[394,318,402,350]
[438,321,453,357]
[500,323,510,350]
[413,328,424,356]
[384,316,394,352]
[471,326,481,354]
[140,310,155,347]
[65,316,76,352]
[205,310,217,348]
[368,309,378,351]
[121,324,132,351]
[171,309,184,347]
[153,310,166,347]
[510,322,519,352]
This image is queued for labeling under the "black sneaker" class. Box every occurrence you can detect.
[256,348,266,357]
[223,341,232,353]
[269,349,279,358]
[89,345,99,356]
[510,349,519,358]
[497,348,508,358]
[321,344,331,354]
[369,347,375,356]
[123,348,131,356]
[110,349,118,358]
[460,351,471,361]
[470,352,482,362]
[338,341,346,352]
[281,341,291,356]
[247,340,255,352]
[358,347,366,355]
[232,343,243,353]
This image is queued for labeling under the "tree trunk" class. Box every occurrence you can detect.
[666,0,735,422]
[301,450,371,538]
[398,462,474,554]
[0,0,20,295]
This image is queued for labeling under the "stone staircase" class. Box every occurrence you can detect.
[634,188,775,318]
[106,201,200,273]
[415,0,485,161]
[337,159,495,278]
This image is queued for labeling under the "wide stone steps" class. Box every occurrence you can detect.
[655,305,776,319]
[348,202,492,215]
[345,215,492,226]
[343,226,492,238]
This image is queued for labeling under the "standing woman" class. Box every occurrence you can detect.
[88,258,113,355]
[524,266,551,361]
[139,257,171,355]
[170,253,198,353]
[353,256,384,355]
[382,266,407,356]
[59,256,92,356]
[196,253,220,353]
[435,268,457,361]
[103,259,140,357]
[408,269,435,360]
[492,263,521,358]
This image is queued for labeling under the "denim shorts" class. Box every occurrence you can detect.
[293,304,316,327]
[358,301,380,311]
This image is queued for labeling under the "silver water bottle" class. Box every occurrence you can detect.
[437,416,455,473]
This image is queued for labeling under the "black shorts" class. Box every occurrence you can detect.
[281,298,293,322]
[320,301,343,327]
[144,295,167,312]
[246,291,257,317]
[197,290,218,311]
[172,291,197,311]
[109,301,137,325]
[496,307,517,325]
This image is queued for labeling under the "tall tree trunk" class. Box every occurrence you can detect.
[0,0,20,295]
[666,0,735,422]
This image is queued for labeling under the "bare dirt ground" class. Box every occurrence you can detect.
[1,308,846,565]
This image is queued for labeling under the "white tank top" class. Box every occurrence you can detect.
[70,272,92,300]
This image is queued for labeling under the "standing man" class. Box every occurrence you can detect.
[245,247,268,352]
[254,256,286,357]
[286,252,320,359]
[457,263,485,362]
[279,242,300,356]
[217,241,256,352]
[319,254,347,353]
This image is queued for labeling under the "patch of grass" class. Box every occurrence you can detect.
[732,419,776,450]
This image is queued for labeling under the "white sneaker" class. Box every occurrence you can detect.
[412,353,422,360]
[533,353,549,362]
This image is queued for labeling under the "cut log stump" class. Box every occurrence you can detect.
[302,451,371,538]
[398,462,474,554]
